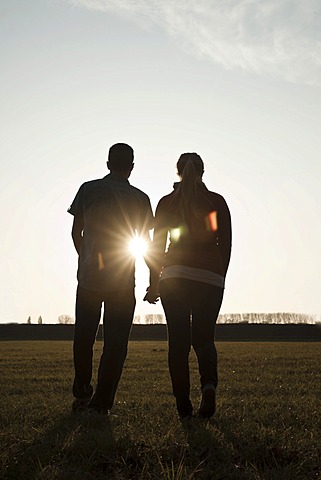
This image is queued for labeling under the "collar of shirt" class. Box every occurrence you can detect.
[172,181,208,191]
[103,173,130,184]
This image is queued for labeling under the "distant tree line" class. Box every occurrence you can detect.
[134,314,164,324]
[218,312,317,324]
[25,312,318,325]
[133,312,318,325]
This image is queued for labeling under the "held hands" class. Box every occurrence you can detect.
[143,287,160,304]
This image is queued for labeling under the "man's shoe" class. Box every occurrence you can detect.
[87,402,110,416]
[72,397,91,412]
[178,411,193,421]
[72,382,93,412]
[177,399,193,421]
[197,384,216,418]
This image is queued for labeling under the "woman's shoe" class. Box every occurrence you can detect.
[197,384,216,418]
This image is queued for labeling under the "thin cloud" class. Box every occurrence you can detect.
[69,0,321,85]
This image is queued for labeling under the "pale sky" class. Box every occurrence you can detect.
[1,0,320,323]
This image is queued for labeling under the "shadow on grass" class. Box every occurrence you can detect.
[3,410,142,480]
[178,415,308,479]
[212,415,320,479]
[4,407,315,479]
[177,417,243,479]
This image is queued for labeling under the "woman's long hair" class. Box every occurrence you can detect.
[174,153,204,225]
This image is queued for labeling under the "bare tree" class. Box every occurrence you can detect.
[153,314,165,324]
[38,316,43,325]
[144,314,154,325]
[58,314,74,324]
[27,316,31,324]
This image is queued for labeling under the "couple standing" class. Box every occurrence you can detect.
[68,143,232,420]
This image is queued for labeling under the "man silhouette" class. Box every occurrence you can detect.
[68,143,153,414]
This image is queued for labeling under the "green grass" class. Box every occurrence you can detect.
[1,341,320,479]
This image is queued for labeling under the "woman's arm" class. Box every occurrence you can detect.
[218,196,232,276]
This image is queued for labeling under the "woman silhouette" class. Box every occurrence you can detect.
[145,153,232,419]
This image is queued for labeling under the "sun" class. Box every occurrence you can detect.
[128,235,147,259]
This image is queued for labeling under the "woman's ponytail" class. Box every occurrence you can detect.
[176,153,204,224]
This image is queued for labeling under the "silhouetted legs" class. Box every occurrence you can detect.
[160,278,223,417]
[73,286,101,399]
[91,288,135,409]
[73,285,135,409]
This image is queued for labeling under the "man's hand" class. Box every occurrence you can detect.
[143,288,160,304]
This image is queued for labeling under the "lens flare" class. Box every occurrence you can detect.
[128,235,147,258]
[206,211,218,231]
[170,228,181,242]
[98,252,105,270]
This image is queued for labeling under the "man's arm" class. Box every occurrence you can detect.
[68,183,85,255]
[149,223,168,289]
[144,199,168,303]
[71,214,84,255]
[137,195,154,270]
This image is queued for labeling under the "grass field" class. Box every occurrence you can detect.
[1,341,320,479]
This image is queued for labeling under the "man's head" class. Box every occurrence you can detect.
[107,143,134,177]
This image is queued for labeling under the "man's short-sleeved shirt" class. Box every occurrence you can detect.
[68,174,153,292]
